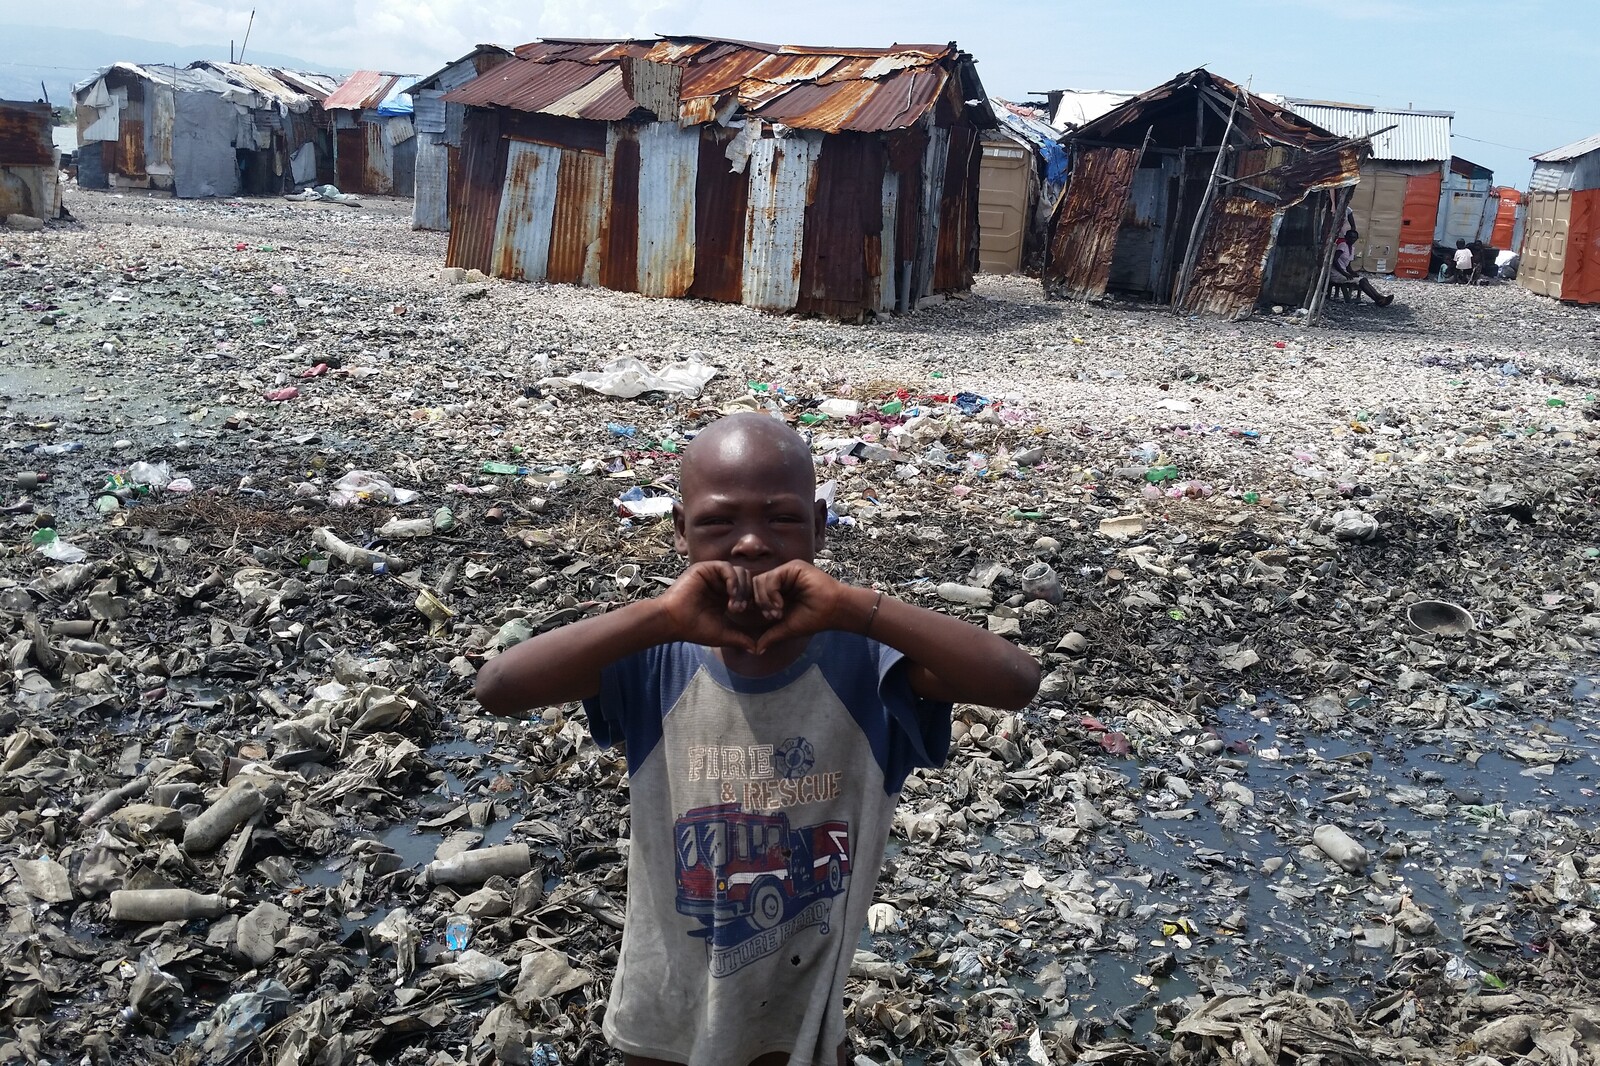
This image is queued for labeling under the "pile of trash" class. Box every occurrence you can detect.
[0,189,1597,1064]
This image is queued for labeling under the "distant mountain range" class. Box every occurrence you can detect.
[0,23,350,106]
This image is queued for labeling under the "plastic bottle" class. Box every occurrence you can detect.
[935,583,993,607]
[420,843,533,886]
[481,461,530,476]
[81,775,152,826]
[14,472,49,490]
[377,516,435,538]
[110,889,228,921]
[1312,824,1370,873]
[182,782,266,854]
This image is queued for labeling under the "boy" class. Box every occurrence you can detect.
[475,413,1041,1066]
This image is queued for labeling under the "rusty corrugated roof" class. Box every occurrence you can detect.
[445,35,986,133]
[325,71,405,111]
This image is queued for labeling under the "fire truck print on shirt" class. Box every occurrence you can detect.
[580,633,952,1065]
[674,736,854,976]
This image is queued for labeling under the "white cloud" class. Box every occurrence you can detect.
[12,0,695,75]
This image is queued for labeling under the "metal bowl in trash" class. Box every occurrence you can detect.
[1407,599,1474,636]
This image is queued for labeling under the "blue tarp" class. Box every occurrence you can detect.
[376,77,420,116]
[994,105,1068,186]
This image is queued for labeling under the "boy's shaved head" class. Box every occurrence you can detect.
[674,413,824,566]
[680,413,815,498]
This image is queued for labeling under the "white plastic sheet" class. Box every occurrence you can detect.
[554,357,717,399]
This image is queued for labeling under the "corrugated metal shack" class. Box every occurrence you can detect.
[1043,69,1362,319]
[408,46,516,231]
[1519,134,1600,304]
[73,62,337,197]
[0,100,62,220]
[1277,99,1451,278]
[1435,155,1494,247]
[977,101,1067,275]
[442,36,994,319]
[323,72,422,196]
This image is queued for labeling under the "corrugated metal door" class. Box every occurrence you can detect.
[977,139,1029,274]
[1396,172,1441,277]
[1043,146,1141,299]
[547,149,606,285]
[491,140,561,281]
[1519,190,1569,298]
[743,132,821,311]
[336,128,366,193]
[1107,164,1169,298]
[635,122,698,298]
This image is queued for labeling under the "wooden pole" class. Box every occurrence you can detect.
[1307,183,1355,325]
[1173,85,1240,311]
[238,10,255,64]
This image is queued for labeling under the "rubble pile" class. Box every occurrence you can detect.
[0,190,1597,1064]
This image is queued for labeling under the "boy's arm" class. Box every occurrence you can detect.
[474,561,760,716]
[752,562,1041,711]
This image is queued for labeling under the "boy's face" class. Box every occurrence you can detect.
[673,443,826,572]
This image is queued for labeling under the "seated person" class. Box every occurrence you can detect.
[1333,229,1395,306]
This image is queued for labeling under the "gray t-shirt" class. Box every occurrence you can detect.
[583,630,951,1065]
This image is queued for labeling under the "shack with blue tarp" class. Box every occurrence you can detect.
[323,71,422,196]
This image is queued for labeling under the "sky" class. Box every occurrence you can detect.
[5,0,1596,183]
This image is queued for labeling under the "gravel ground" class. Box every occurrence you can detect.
[2,188,1599,1065]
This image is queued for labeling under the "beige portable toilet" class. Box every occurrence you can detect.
[978,130,1031,274]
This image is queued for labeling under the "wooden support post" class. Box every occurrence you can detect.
[1306,183,1355,325]
[1173,88,1240,312]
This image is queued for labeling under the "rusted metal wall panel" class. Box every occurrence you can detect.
[1180,195,1279,317]
[742,130,821,311]
[1043,146,1141,297]
[794,133,885,318]
[446,108,507,272]
[600,125,642,292]
[500,111,608,155]
[912,123,949,300]
[548,148,606,284]
[688,126,748,303]
[492,139,561,280]
[146,84,173,186]
[933,121,978,292]
[413,135,450,230]
[635,121,699,297]
[0,102,53,166]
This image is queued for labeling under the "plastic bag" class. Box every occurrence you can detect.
[328,470,417,507]
[558,357,717,399]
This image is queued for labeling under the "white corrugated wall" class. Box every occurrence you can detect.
[413,136,450,231]
[492,140,562,281]
[742,131,821,311]
[635,121,699,297]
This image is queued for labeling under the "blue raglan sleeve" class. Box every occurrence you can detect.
[580,644,703,776]
[870,639,954,789]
